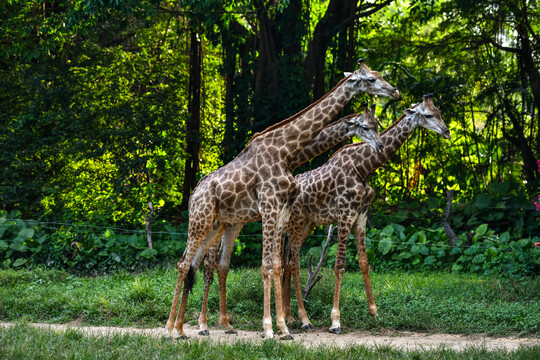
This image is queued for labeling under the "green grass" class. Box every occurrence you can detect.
[0,267,539,336]
[1,323,538,360]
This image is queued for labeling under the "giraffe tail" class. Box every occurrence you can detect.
[184,265,197,293]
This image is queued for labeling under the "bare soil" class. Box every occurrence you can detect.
[1,321,538,351]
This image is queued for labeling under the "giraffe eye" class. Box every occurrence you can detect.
[368,78,376,83]
[424,114,433,118]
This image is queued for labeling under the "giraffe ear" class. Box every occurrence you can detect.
[404,108,416,116]
[341,115,357,125]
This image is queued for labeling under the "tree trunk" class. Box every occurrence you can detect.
[252,2,280,133]
[222,38,236,163]
[303,0,392,100]
[181,28,202,209]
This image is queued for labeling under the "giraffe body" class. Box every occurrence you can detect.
[166,61,399,339]
[284,95,451,332]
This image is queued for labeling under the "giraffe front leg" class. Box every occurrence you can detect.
[354,211,378,317]
[329,264,345,334]
[273,203,293,340]
[261,259,274,339]
[329,221,353,334]
[272,246,292,340]
[261,209,277,339]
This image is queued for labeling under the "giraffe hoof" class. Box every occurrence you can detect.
[328,327,341,334]
[301,323,314,331]
[198,330,210,336]
[279,334,294,341]
[260,333,276,340]
[224,329,238,334]
[175,335,189,340]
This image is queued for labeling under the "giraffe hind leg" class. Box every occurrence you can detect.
[354,211,378,317]
[167,215,225,339]
[216,224,244,333]
[198,245,217,336]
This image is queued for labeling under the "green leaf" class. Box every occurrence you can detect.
[140,248,158,259]
[486,247,497,258]
[381,225,394,236]
[472,254,486,264]
[9,240,26,252]
[18,228,35,239]
[424,255,436,265]
[378,238,393,255]
[452,263,463,272]
[111,252,121,263]
[475,224,488,237]
[418,244,429,255]
[398,252,412,260]
[499,232,510,244]
[13,258,27,267]
[0,240,7,251]
[417,230,426,244]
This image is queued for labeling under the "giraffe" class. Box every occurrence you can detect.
[197,105,384,336]
[284,94,451,333]
[166,60,400,340]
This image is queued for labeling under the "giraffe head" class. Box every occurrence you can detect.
[343,59,400,100]
[342,104,384,153]
[404,94,451,139]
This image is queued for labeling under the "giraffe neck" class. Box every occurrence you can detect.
[342,113,417,177]
[247,77,356,162]
[289,119,352,171]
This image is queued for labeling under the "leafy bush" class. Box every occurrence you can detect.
[364,223,539,277]
[301,221,539,278]
[1,209,538,277]
[370,180,540,239]
[0,210,187,274]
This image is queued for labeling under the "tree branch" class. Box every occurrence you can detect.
[303,224,335,301]
[337,0,394,28]
[442,190,457,248]
[143,201,154,249]
[488,37,523,54]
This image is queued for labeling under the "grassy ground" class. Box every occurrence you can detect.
[1,323,538,360]
[0,267,538,336]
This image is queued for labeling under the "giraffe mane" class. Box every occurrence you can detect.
[246,75,352,145]
[324,113,357,129]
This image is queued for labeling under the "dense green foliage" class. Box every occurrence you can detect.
[1,268,538,336]
[1,1,539,273]
[1,209,538,276]
[2,324,538,360]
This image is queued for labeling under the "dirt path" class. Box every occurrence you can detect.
[0,321,537,351]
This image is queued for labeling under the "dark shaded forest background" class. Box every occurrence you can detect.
[0,0,539,273]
